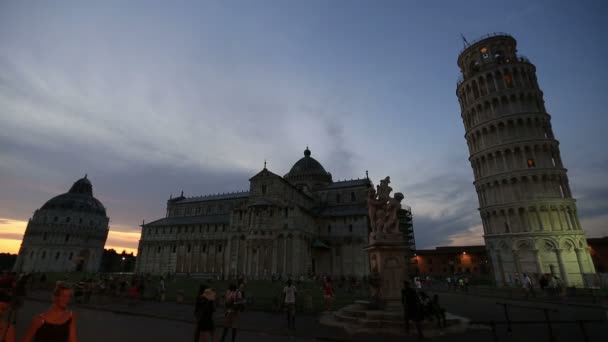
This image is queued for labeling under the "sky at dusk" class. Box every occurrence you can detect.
[1,0,606,255]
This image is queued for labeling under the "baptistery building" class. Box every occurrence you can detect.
[136,148,412,279]
[13,176,109,273]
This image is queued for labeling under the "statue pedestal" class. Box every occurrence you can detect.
[365,232,409,307]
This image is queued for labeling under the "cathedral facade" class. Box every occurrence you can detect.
[135,148,378,279]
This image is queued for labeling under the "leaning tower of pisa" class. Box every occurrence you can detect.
[455,33,596,287]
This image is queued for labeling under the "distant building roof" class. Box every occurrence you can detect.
[144,214,230,227]
[174,192,250,204]
[415,245,486,255]
[323,178,371,190]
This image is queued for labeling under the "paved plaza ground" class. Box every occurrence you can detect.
[17,288,607,341]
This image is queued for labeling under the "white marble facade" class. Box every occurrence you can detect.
[456,34,596,286]
[136,148,372,279]
[13,176,109,273]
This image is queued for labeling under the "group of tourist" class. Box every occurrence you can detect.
[402,280,447,340]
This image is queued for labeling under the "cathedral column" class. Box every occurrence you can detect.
[282,238,287,276]
[244,240,250,276]
[555,249,569,285]
[271,239,278,275]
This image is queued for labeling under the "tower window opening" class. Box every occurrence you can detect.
[349,224,353,232]
[55,252,60,260]
[187,244,191,253]
[504,222,510,233]
[172,245,176,253]
[336,194,341,203]
[504,73,513,88]
[261,185,267,194]
[527,159,536,168]
[328,225,331,234]
[43,232,47,241]
[65,234,70,242]
[480,47,489,60]
[218,245,222,253]
[351,192,356,202]
[68,252,73,260]
[41,251,46,259]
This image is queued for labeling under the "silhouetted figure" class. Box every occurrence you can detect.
[401,281,424,340]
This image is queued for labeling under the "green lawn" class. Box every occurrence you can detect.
[33,273,370,314]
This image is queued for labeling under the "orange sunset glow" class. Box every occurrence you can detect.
[0,217,139,256]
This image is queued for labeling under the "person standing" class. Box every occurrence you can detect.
[220,284,241,342]
[0,292,15,342]
[23,284,77,342]
[522,273,534,298]
[322,276,334,311]
[159,277,166,302]
[401,281,424,339]
[283,279,297,330]
[194,285,217,342]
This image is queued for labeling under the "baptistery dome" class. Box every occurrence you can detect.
[40,176,106,216]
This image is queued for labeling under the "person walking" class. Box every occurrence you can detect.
[283,279,297,330]
[401,281,425,340]
[0,292,15,342]
[23,284,77,342]
[220,284,241,342]
[194,285,217,342]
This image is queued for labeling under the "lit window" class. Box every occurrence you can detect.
[527,159,536,168]
[480,47,489,60]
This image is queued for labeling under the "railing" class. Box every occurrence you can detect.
[459,32,513,55]
[469,301,607,342]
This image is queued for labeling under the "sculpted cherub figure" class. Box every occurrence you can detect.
[384,192,404,233]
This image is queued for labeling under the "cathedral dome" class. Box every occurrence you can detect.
[40,176,107,216]
[285,147,332,189]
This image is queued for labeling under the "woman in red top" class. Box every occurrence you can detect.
[322,276,334,311]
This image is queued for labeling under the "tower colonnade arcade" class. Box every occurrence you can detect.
[486,235,595,287]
